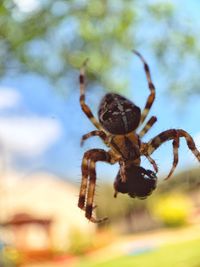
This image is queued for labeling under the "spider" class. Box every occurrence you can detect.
[78,51,200,223]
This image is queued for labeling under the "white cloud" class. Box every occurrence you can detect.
[0,88,21,110]
[0,117,62,157]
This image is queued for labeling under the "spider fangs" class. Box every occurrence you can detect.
[78,51,200,223]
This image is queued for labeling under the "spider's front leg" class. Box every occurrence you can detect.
[79,60,103,131]
[142,129,200,179]
[133,51,156,125]
[78,149,116,223]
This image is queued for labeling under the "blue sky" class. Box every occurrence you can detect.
[0,0,200,183]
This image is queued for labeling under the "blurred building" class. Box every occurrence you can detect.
[0,172,95,253]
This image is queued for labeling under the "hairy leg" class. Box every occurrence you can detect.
[139,116,157,138]
[79,60,103,130]
[133,51,156,125]
[78,151,90,210]
[80,130,107,146]
[78,149,116,223]
[145,154,158,173]
[144,129,200,179]
[165,132,179,179]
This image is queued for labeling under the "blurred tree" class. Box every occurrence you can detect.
[149,193,193,227]
[95,167,200,229]
[156,167,200,193]
[0,0,200,96]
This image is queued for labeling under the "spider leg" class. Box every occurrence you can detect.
[139,116,157,138]
[78,151,90,210]
[165,132,179,180]
[80,130,107,146]
[133,51,156,125]
[79,60,103,130]
[119,161,127,182]
[145,154,158,173]
[86,159,108,223]
[145,129,200,179]
[78,149,116,223]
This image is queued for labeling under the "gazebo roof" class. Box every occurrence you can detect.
[1,213,52,226]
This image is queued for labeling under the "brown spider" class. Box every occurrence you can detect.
[78,51,200,223]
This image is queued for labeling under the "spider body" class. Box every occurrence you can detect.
[98,93,141,134]
[78,51,200,223]
[110,132,141,160]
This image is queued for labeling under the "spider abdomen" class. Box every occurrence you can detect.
[98,93,141,135]
[114,165,157,199]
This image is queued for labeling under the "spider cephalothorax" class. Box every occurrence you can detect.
[78,50,200,223]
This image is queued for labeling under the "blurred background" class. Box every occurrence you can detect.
[0,0,200,266]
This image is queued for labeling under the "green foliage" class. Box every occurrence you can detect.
[150,193,193,227]
[146,2,200,97]
[1,1,200,96]
[0,0,137,93]
[157,167,200,193]
[0,246,21,267]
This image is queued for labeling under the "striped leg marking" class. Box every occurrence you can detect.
[139,116,157,138]
[78,152,90,210]
[80,130,107,146]
[86,159,108,223]
[133,51,156,125]
[146,129,200,179]
[79,60,103,130]
[145,154,158,173]
[78,149,115,223]
[165,132,179,180]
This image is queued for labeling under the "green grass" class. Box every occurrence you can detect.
[76,238,200,267]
